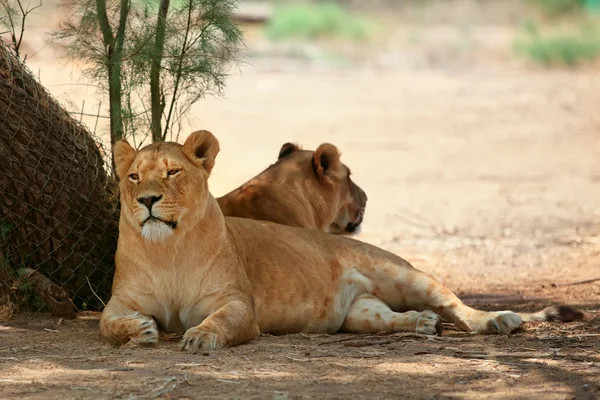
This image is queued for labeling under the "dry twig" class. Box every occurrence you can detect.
[318,332,454,347]
[560,277,600,287]
[86,276,106,308]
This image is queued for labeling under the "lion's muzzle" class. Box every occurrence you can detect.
[142,216,178,229]
[135,194,179,242]
[137,195,163,211]
[345,208,364,233]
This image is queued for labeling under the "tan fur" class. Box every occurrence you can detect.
[217,143,367,234]
[100,131,583,351]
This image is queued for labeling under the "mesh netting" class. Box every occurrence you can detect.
[0,39,118,310]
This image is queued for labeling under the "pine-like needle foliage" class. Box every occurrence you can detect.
[54,0,243,146]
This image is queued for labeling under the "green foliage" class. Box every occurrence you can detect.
[527,0,600,15]
[0,225,46,312]
[0,0,18,33]
[0,223,12,290]
[527,0,585,16]
[13,269,46,311]
[0,223,11,241]
[514,22,600,66]
[15,268,31,292]
[0,0,43,58]
[53,0,243,145]
[265,2,370,41]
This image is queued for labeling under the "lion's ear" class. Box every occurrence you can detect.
[278,143,300,160]
[183,130,220,174]
[313,143,343,185]
[113,140,136,181]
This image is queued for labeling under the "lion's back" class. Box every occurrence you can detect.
[224,216,407,275]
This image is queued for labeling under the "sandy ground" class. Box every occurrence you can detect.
[2,1,600,399]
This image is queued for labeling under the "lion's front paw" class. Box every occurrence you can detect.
[101,312,159,346]
[415,310,442,335]
[477,311,522,335]
[180,327,226,352]
[128,314,159,345]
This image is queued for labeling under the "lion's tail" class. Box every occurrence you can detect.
[518,305,584,323]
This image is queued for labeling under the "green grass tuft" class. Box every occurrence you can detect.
[265,2,370,41]
[514,22,600,66]
[527,0,585,16]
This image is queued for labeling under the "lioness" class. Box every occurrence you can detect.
[217,143,367,234]
[101,131,581,351]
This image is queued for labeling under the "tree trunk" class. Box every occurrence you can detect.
[0,42,118,310]
[150,0,170,142]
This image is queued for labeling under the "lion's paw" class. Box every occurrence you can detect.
[479,311,522,335]
[128,314,159,345]
[415,310,442,335]
[180,327,225,352]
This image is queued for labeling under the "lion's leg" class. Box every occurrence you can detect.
[181,298,259,352]
[99,296,158,346]
[341,294,441,335]
[378,266,526,334]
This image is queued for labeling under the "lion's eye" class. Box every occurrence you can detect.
[129,173,139,182]
[167,169,181,177]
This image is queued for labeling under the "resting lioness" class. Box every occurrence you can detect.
[100,130,581,351]
[217,143,367,234]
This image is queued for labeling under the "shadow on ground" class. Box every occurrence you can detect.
[1,289,599,400]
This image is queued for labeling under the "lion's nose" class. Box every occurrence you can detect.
[137,195,162,211]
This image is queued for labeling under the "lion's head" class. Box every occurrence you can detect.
[274,142,367,234]
[113,131,219,243]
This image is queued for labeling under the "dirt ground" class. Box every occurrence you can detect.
[2,1,600,399]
